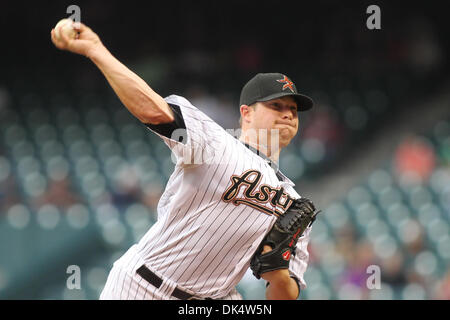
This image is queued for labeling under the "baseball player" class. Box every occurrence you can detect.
[51,21,319,300]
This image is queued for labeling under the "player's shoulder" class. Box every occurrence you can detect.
[164,94,214,122]
[164,94,232,135]
[164,94,194,109]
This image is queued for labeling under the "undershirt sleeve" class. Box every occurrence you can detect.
[144,104,187,143]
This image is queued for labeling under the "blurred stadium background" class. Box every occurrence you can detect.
[0,1,449,300]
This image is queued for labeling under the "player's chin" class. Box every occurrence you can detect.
[278,132,295,148]
[277,126,296,140]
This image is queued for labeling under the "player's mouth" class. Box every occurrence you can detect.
[276,120,296,128]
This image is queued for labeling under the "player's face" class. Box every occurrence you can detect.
[251,96,299,148]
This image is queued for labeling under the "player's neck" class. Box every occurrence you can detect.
[238,135,281,163]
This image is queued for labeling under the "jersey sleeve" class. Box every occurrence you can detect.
[289,227,311,292]
[145,94,225,166]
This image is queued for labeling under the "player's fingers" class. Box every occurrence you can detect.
[52,26,69,47]
[54,24,66,41]
[58,25,73,44]
[50,29,65,49]
[72,21,89,33]
[51,30,64,49]
[72,22,99,42]
[262,245,273,254]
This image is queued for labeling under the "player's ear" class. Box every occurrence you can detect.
[240,104,253,124]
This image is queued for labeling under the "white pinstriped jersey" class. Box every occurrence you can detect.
[102,94,311,299]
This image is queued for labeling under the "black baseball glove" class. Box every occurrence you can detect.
[250,197,320,279]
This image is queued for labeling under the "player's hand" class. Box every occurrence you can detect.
[260,245,276,280]
[260,245,299,300]
[51,22,103,58]
[259,245,288,281]
[250,197,319,279]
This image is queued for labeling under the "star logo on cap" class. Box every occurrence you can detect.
[277,75,295,93]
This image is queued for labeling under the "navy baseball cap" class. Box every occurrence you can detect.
[239,73,314,111]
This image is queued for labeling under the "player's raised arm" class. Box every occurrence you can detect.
[50,21,174,125]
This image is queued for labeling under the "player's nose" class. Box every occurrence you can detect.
[281,108,293,120]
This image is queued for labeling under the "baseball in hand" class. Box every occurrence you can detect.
[54,19,77,40]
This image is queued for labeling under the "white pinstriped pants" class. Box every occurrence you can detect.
[99,257,243,300]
